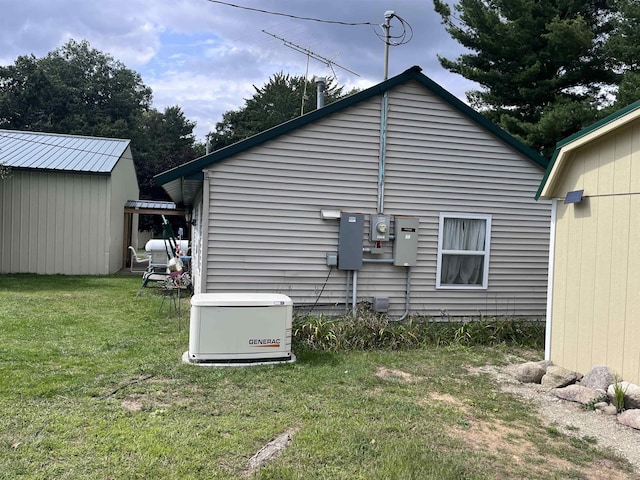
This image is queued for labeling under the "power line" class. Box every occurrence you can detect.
[204,0,375,26]
[374,12,414,46]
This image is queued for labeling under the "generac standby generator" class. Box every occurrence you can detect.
[184,293,295,366]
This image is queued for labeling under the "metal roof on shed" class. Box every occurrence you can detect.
[0,129,130,174]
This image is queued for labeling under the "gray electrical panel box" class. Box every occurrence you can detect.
[369,214,391,242]
[393,216,419,267]
[338,213,364,270]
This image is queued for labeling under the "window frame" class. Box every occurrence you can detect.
[436,212,492,290]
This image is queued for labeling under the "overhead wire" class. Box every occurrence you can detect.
[204,0,375,26]
[373,13,414,46]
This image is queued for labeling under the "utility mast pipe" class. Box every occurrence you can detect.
[383,11,395,80]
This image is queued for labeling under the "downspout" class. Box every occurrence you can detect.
[544,199,557,361]
[199,171,211,293]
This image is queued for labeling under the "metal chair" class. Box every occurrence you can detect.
[128,246,151,273]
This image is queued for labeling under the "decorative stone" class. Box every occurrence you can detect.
[542,366,582,388]
[607,382,640,410]
[554,384,602,405]
[618,409,640,430]
[599,405,618,416]
[509,361,547,384]
[580,365,615,391]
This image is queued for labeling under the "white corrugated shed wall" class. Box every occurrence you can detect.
[202,81,551,317]
[0,170,110,274]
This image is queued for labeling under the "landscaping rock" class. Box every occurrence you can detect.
[542,366,582,388]
[509,361,547,384]
[580,365,615,391]
[554,384,602,405]
[597,405,618,416]
[607,381,640,410]
[618,410,640,430]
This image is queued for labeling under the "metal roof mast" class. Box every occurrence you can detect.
[383,10,395,80]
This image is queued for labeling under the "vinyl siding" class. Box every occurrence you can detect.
[202,81,551,317]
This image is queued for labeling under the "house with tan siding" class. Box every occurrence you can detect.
[156,66,552,318]
[536,99,640,383]
[0,130,139,275]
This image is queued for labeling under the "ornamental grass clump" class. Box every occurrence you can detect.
[613,374,628,413]
[292,311,545,352]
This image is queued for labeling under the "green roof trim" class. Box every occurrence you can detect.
[155,65,548,187]
[535,99,640,200]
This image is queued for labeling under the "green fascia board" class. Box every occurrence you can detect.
[535,98,640,200]
[155,65,548,186]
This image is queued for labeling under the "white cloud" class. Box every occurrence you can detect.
[0,0,477,141]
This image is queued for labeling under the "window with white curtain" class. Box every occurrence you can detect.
[436,213,492,289]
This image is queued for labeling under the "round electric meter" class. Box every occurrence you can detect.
[376,222,388,234]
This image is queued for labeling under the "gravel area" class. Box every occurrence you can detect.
[478,365,640,471]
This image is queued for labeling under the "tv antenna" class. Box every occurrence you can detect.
[263,30,360,115]
[263,30,360,78]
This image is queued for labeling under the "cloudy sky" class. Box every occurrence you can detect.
[0,0,476,141]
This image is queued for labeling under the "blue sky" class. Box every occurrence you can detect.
[1,0,476,141]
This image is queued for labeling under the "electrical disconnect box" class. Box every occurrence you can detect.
[338,213,364,270]
[369,214,391,242]
[393,216,419,266]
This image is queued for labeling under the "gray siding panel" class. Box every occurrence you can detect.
[202,82,551,318]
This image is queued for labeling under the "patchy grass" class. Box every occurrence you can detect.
[0,275,634,479]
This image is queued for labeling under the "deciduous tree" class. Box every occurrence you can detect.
[210,73,349,149]
[0,39,152,138]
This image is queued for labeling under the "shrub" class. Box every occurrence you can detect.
[292,311,545,352]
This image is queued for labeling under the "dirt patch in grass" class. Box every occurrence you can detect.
[455,417,635,479]
[121,399,143,412]
[374,367,423,383]
[116,377,202,412]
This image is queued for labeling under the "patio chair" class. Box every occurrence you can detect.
[128,246,151,273]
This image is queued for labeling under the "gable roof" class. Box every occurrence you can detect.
[0,129,130,174]
[536,99,640,200]
[155,65,549,205]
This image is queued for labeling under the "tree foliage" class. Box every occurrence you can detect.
[0,39,152,138]
[210,73,350,149]
[606,0,640,107]
[135,105,200,200]
[0,39,203,205]
[433,0,637,157]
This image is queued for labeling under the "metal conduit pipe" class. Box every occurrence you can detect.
[352,270,358,317]
[377,92,389,214]
[392,267,411,322]
[345,270,351,314]
[362,258,394,264]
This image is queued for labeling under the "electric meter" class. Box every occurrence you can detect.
[369,214,390,241]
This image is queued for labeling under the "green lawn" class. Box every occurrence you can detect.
[0,275,634,479]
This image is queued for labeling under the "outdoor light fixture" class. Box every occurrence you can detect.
[564,190,584,205]
[320,209,341,220]
[185,207,196,226]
